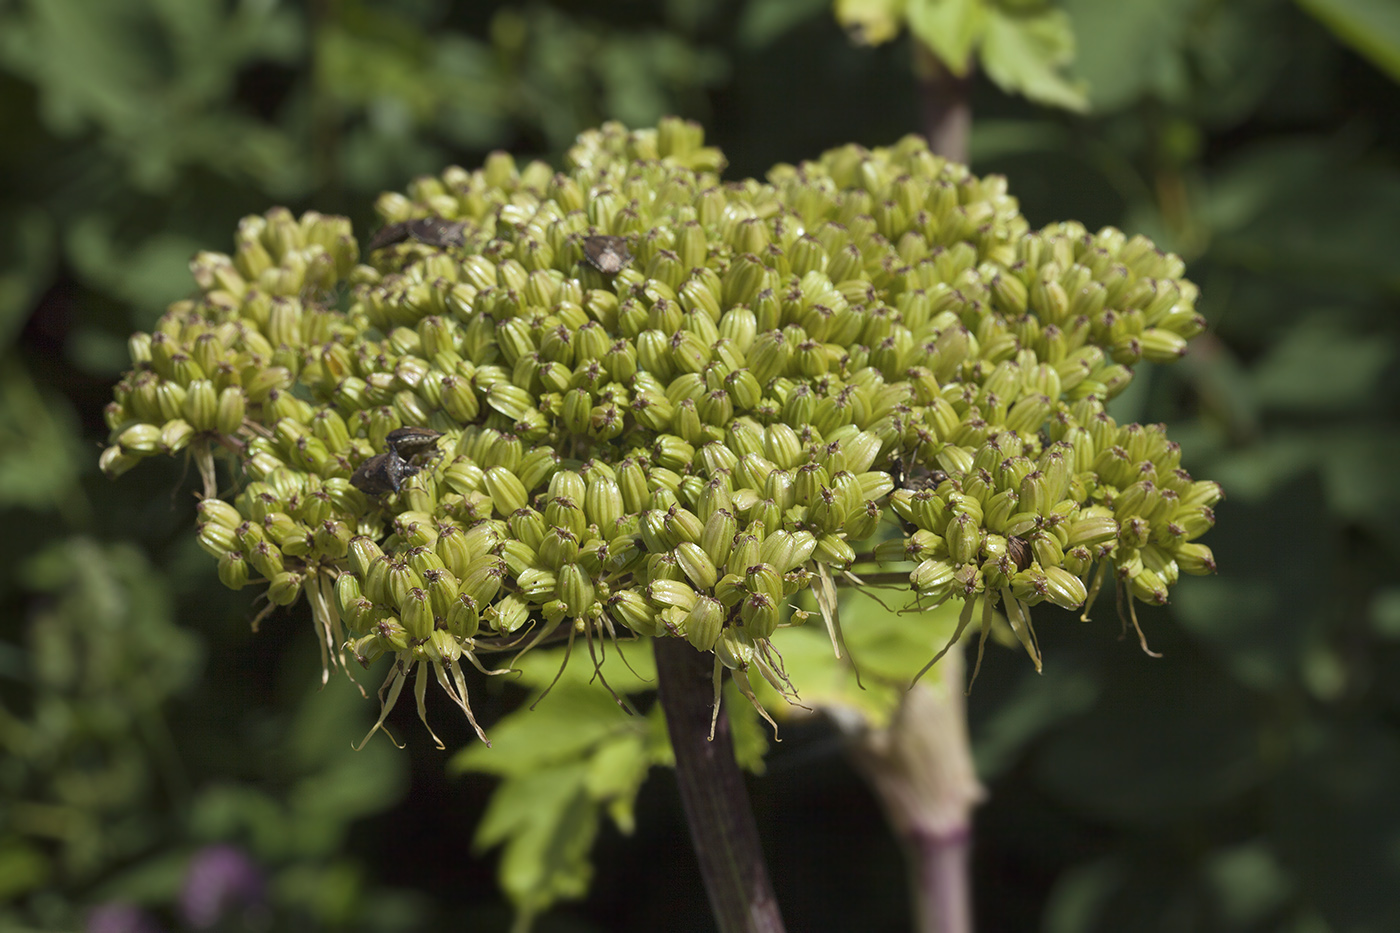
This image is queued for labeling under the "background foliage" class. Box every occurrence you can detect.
[1,0,1397,930]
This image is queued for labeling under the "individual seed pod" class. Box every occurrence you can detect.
[947,512,980,565]
[726,532,762,577]
[459,554,505,605]
[538,527,581,569]
[684,596,725,651]
[744,562,784,605]
[674,541,719,590]
[1028,532,1062,569]
[639,509,675,554]
[812,533,856,568]
[910,555,957,599]
[248,540,284,579]
[507,507,547,551]
[445,592,481,639]
[370,615,409,654]
[217,550,250,590]
[806,487,844,535]
[384,558,424,609]
[482,465,529,516]
[664,506,704,545]
[738,591,779,639]
[647,579,699,612]
[348,535,385,577]
[1128,566,1169,605]
[544,495,587,538]
[557,563,596,616]
[182,379,218,431]
[399,587,435,641]
[1006,534,1033,572]
[1173,542,1216,575]
[197,497,244,531]
[405,543,447,577]
[499,539,539,579]
[434,524,476,577]
[608,589,662,637]
[700,509,738,566]
[548,469,586,504]
[117,423,162,455]
[268,570,304,607]
[313,520,352,559]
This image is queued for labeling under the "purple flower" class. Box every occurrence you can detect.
[179,844,266,929]
[86,903,163,933]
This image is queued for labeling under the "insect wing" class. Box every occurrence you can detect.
[582,235,632,274]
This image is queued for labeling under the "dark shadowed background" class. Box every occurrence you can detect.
[2,1,1398,930]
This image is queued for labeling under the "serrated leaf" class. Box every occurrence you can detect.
[980,7,1089,112]
[906,0,987,75]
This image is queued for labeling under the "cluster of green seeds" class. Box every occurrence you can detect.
[102,118,1218,743]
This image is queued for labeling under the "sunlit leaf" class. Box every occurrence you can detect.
[980,7,1089,112]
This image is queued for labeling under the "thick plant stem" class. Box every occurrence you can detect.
[654,637,786,933]
[915,44,972,167]
[842,645,984,933]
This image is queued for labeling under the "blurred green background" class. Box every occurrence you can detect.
[2,0,1398,930]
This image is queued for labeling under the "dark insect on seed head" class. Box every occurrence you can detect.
[582,235,632,274]
[366,217,468,253]
[385,426,443,461]
[350,452,420,497]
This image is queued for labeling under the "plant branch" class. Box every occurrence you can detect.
[654,637,786,933]
[842,645,983,933]
[914,44,972,164]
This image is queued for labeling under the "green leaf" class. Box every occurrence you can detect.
[906,0,988,75]
[1296,0,1400,84]
[756,589,963,728]
[1061,0,1191,111]
[980,7,1089,112]
[0,209,56,348]
[587,734,651,833]
[451,679,646,777]
[473,762,600,919]
[833,0,913,47]
[740,0,830,48]
[1251,314,1394,412]
[0,361,85,515]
